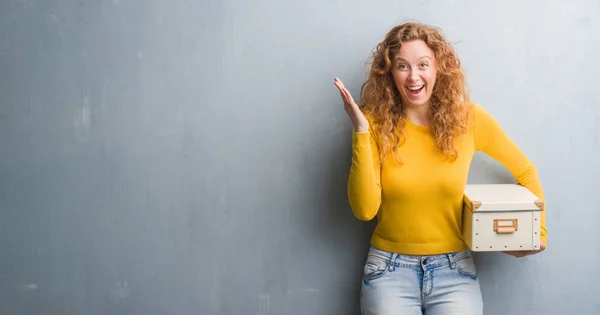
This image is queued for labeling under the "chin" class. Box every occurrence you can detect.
[404,99,430,108]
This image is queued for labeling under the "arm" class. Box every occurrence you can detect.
[474,104,547,247]
[347,125,382,221]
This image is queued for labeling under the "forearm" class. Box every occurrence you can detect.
[347,131,381,221]
[474,104,548,246]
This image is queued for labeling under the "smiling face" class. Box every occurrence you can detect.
[392,39,438,109]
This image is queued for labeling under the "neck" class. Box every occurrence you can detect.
[403,103,431,126]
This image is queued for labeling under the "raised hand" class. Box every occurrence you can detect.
[334,77,369,133]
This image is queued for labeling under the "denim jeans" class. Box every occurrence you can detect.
[360,245,483,315]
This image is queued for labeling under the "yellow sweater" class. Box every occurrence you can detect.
[348,104,546,255]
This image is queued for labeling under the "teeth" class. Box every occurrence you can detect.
[408,86,423,91]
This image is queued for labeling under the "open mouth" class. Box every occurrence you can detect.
[407,85,424,95]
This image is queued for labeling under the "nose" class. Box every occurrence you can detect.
[409,68,419,82]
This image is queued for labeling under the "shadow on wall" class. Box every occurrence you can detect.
[285,128,529,314]
[286,110,375,314]
[466,151,544,311]
[467,152,517,185]
[315,126,376,247]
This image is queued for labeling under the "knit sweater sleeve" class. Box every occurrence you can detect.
[347,119,382,221]
[474,104,548,247]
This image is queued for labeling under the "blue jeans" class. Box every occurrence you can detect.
[360,245,483,315]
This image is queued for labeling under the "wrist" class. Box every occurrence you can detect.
[354,125,368,133]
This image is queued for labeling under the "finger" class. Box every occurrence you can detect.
[334,87,349,106]
[336,79,351,99]
[334,82,351,104]
[503,251,522,258]
[341,88,355,106]
[338,90,350,106]
[333,79,342,90]
[334,83,345,96]
[335,79,359,109]
[333,78,353,101]
[334,78,346,92]
[345,88,356,104]
[340,88,352,106]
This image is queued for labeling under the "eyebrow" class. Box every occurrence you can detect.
[395,55,433,62]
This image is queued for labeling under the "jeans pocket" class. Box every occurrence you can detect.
[455,253,478,280]
[363,253,390,281]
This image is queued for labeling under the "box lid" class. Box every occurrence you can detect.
[463,184,544,212]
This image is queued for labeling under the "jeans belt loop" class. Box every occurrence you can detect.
[389,253,398,271]
[447,253,456,270]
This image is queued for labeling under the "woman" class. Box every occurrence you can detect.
[334,22,546,315]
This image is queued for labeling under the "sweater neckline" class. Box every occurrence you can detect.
[404,117,430,131]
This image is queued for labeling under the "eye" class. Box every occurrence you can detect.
[398,64,408,69]
[420,62,429,68]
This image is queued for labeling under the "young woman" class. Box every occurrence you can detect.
[334,22,546,315]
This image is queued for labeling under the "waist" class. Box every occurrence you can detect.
[367,245,472,269]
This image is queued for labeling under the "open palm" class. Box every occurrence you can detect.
[334,77,369,133]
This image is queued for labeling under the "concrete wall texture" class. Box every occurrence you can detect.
[1,0,599,314]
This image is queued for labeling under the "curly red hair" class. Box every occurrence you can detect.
[360,22,471,163]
